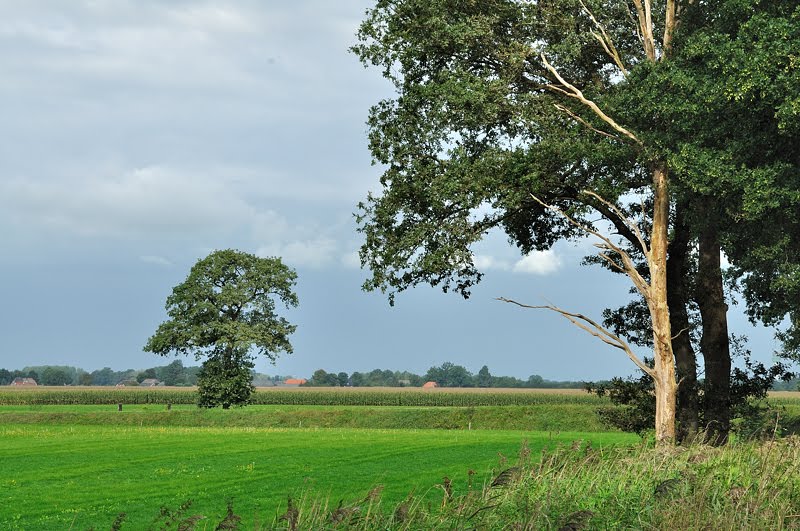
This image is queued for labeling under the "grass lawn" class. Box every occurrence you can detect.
[0,424,637,529]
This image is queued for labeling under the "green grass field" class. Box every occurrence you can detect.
[3,388,798,529]
[0,423,636,529]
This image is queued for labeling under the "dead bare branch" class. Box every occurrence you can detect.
[528,193,650,298]
[581,190,649,256]
[596,250,627,274]
[540,54,641,145]
[663,0,677,56]
[553,103,621,140]
[671,327,691,341]
[497,297,655,377]
[578,0,629,76]
[629,0,655,60]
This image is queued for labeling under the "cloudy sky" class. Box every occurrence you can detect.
[0,1,783,381]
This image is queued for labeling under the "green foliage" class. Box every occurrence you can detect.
[477,365,492,388]
[306,369,340,387]
[351,0,645,304]
[772,376,800,392]
[145,249,298,362]
[586,371,656,436]
[588,354,795,439]
[136,368,157,384]
[88,367,120,386]
[144,249,298,408]
[425,362,475,387]
[196,352,255,409]
[14,365,81,385]
[39,367,72,386]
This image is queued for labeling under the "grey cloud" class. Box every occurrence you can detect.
[0,165,255,238]
[139,255,173,267]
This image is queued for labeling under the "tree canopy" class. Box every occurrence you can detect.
[144,249,299,408]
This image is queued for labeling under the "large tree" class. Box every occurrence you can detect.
[354,0,689,442]
[354,0,800,444]
[144,250,299,408]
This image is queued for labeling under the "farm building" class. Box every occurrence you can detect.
[11,377,38,386]
[281,378,307,387]
[422,381,439,388]
[139,378,162,387]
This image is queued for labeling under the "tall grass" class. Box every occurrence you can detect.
[198,437,799,529]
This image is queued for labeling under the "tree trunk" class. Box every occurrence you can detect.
[649,163,677,445]
[696,201,731,446]
[667,203,699,443]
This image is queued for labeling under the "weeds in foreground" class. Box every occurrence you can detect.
[110,437,800,530]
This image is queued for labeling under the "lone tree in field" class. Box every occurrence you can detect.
[144,249,299,409]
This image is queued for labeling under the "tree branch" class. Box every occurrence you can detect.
[540,54,642,145]
[630,0,655,60]
[528,193,650,298]
[597,250,627,274]
[588,199,646,255]
[581,190,649,256]
[498,297,655,377]
[578,0,629,76]
[663,0,677,57]
[554,103,622,140]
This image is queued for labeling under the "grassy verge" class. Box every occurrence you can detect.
[262,436,800,530]
[0,425,636,529]
[0,404,608,432]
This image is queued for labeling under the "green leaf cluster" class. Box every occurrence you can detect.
[145,249,298,362]
[353,0,648,303]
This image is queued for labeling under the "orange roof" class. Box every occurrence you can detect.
[422,381,439,388]
[283,378,307,385]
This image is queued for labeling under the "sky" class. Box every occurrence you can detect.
[0,1,786,381]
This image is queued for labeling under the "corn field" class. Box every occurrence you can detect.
[0,387,606,406]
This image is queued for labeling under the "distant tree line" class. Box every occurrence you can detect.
[0,362,583,389]
[0,361,198,386]
[772,377,800,392]
[6,361,795,390]
[0,361,298,388]
[304,362,586,389]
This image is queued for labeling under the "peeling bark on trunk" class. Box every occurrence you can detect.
[536,0,680,445]
[668,203,699,443]
[696,204,731,446]
[649,164,677,444]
